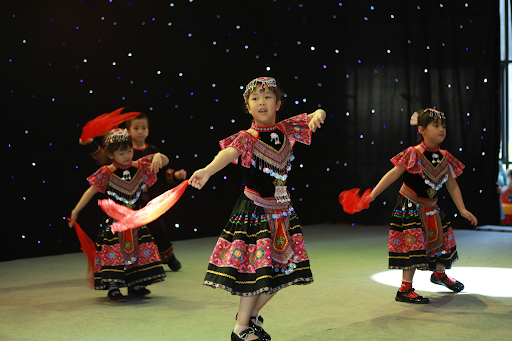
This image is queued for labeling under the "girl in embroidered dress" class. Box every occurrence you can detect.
[189,77,326,341]
[341,108,477,304]
[69,128,168,302]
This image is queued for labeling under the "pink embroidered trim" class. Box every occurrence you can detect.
[218,114,311,168]
[391,147,465,184]
[219,131,256,168]
[87,166,112,193]
[137,154,158,187]
[444,151,464,179]
[279,113,311,147]
[390,147,422,174]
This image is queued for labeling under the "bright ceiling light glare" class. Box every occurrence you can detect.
[371,267,512,297]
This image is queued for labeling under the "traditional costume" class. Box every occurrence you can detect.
[86,130,165,291]
[339,108,467,304]
[203,113,314,296]
[81,109,183,270]
[388,141,464,270]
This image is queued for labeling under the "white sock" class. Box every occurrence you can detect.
[233,325,249,335]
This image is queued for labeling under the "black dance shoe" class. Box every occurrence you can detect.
[168,253,182,271]
[395,289,430,304]
[235,314,271,341]
[430,273,464,292]
[231,327,259,341]
[250,315,271,341]
[128,286,151,296]
[107,289,126,302]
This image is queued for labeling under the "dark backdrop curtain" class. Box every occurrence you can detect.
[3,0,500,261]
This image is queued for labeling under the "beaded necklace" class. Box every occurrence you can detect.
[420,141,440,153]
[251,122,277,132]
[112,160,132,170]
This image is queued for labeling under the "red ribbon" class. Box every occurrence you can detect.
[98,181,188,232]
[67,218,95,289]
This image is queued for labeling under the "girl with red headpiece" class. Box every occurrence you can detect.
[189,77,326,341]
[340,108,478,304]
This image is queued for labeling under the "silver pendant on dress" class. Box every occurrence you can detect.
[275,186,290,203]
[432,153,440,164]
[270,132,281,145]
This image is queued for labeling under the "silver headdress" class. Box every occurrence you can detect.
[103,128,130,145]
[243,77,277,100]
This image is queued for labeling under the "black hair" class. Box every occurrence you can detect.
[99,137,133,165]
[243,79,285,120]
[126,112,149,129]
[415,108,446,143]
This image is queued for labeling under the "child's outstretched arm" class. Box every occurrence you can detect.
[189,147,241,190]
[370,165,406,201]
[79,138,105,164]
[150,152,169,173]
[307,109,326,133]
[445,174,478,226]
[69,185,99,227]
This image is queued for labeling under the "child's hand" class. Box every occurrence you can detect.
[460,209,478,226]
[150,153,164,173]
[188,169,211,190]
[175,169,187,180]
[309,110,326,133]
[69,210,78,228]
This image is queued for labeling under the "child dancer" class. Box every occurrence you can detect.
[126,113,186,270]
[69,128,169,302]
[80,112,186,270]
[341,108,477,304]
[189,77,326,341]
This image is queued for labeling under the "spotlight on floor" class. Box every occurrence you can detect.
[371,267,512,297]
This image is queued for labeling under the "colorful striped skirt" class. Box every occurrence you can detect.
[94,224,166,290]
[388,184,458,270]
[203,188,313,296]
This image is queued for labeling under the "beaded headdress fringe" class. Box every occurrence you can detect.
[243,77,277,100]
[104,128,130,145]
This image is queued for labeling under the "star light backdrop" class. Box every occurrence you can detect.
[3,0,500,261]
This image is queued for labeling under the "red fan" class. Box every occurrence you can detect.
[80,107,141,141]
[99,181,188,232]
[67,218,96,289]
[338,188,372,214]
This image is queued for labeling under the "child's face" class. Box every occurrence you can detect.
[128,119,149,144]
[246,84,281,126]
[111,147,134,166]
[420,119,446,145]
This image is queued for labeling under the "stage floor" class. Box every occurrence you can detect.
[1,224,511,341]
